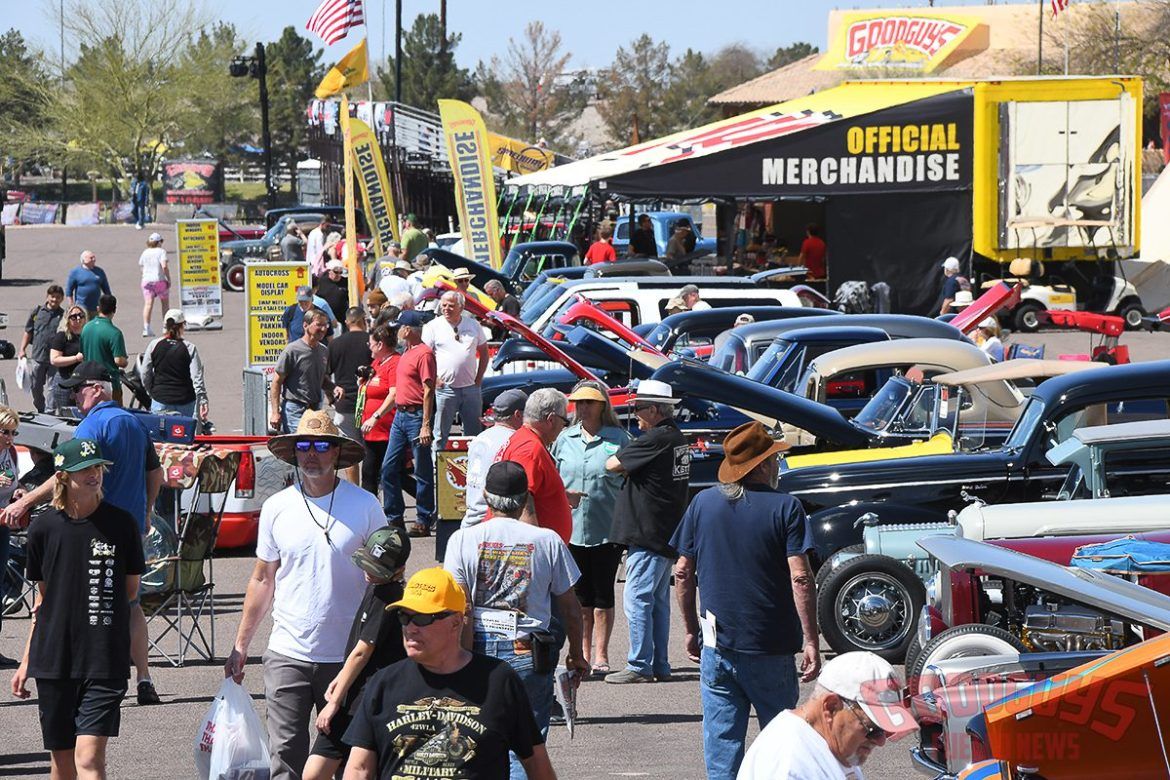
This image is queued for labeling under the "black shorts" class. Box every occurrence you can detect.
[570,543,624,609]
[36,677,128,751]
[310,707,354,761]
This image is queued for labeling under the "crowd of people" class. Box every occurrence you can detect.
[1,218,920,780]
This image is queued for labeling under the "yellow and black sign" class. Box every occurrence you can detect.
[175,219,222,321]
[489,132,554,175]
[245,262,309,369]
[439,99,503,270]
[348,115,399,260]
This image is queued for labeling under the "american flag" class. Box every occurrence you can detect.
[306,0,365,46]
[1051,0,1070,17]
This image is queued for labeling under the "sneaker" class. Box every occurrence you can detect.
[135,224,143,230]
[408,523,431,538]
[604,669,654,685]
[654,672,673,682]
[137,680,161,705]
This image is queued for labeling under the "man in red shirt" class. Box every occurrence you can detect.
[584,225,617,265]
[380,311,437,537]
[496,387,574,544]
[799,223,827,280]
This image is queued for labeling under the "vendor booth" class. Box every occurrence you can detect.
[512,76,1142,316]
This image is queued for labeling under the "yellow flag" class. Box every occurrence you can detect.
[438,99,503,270]
[488,132,555,175]
[315,38,369,99]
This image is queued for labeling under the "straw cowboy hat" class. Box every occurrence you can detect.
[717,421,790,483]
[268,410,365,469]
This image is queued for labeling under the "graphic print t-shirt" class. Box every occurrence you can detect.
[341,580,407,711]
[24,502,146,679]
[343,655,542,780]
[610,419,692,556]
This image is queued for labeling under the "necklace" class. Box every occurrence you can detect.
[299,475,339,545]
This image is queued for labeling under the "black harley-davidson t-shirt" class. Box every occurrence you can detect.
[343,654,541,779]
[25,502,146,679]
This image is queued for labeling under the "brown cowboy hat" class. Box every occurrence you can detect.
[268,410,366,469]
[717,421,790,483]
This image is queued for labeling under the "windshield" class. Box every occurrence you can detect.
[1004,396,1046,450]
[748,338,791,383]
[710,335,749,374]
[645,322,672,350]
[519,283,564,325]
[502,248,579,281]
[532,294,575,331]
[854,377,914,431]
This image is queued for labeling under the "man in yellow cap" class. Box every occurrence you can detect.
[341,568,558,780]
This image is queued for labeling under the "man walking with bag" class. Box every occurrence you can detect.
[20,284,64,413]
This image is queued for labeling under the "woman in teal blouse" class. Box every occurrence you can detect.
[552,379,631,675]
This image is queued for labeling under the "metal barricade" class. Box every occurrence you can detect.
[242,368,269,435]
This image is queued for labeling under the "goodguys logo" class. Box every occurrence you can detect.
[845,16,967,67]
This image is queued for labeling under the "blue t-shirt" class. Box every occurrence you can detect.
[65,266,112,311]
[281,297,337,341]
[75,402,156,533]
[670,484,813,655]
[941,274,961,302]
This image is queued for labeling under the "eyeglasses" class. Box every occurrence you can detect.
[294,441,334,453]
[68,313,85,320]
[550,413,570,425]
[0,429,16,437]
[397,610,454,627]
[845,700,888,740]
[633,403,656,413]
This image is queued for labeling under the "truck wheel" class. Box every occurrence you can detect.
[224,262,246,292]
[1013,302,1044,333]
[0,341,14,360]
[904,633,924,678]
[908,624,1027,696]
[1118,298,1145,330]
[817,553,924,663]
[815,544,864,593]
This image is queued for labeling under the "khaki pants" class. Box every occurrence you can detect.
[262,649,343,780]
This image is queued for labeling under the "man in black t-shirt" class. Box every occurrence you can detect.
[343,567,556,780]
[604,379,691,685]
[629,214,658,258]
[327,307,372,483]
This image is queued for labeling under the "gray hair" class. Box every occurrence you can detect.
[80,250,96,263]
[679,284,700,297]
[484,279,504,294]
[440,290,465,308]
[389,292,413,310]
[484,489,526,517]
[524,387,567,423]
[718,481,746,502]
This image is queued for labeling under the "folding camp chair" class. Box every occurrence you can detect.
[142,447,239,667]
[3,530,37,619]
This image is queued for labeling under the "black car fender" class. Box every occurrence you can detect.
[806,500,948,568]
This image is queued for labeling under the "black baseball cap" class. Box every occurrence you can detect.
[485,461,528,498]
[58,361,115,389]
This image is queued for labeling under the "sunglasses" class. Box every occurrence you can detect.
[397,610,454,627]
[68,313,85,320]
[845,700,889,740]
[294,441,335,453]
[0,428,16,437]
[550,413,570,425]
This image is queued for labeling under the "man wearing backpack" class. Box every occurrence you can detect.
[19,285,65,413]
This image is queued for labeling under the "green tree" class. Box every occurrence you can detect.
[476,21,588,149]
[767,42,818,70]
[708,43,764,88]
[0,29,49,181]
[377,13,473,108]
[597,35,673,144]
[178,23,258,162]
[265,26,323,199]
[662,49,719,131]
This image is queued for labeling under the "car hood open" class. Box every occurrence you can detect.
[650,362,872,447]
[918,536,1170,630]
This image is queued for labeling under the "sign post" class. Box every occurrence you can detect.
[175,219,223,330]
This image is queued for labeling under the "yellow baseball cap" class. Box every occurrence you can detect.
[386,567,467,614]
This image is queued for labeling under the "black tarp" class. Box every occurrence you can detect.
[826,190,973,317]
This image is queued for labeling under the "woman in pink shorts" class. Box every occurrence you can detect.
[138,232,170,337]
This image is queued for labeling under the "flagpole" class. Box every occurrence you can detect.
[1037,0,1044,75]
[361,15,374,102]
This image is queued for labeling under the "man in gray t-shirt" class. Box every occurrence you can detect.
[279,219,307,262]
[268,309,338,433]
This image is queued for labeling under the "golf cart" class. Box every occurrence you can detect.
[982,257,1144,332]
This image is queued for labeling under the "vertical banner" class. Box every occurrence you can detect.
[438,99,503,269]
[1160,92,1170,166]
[340,94,360,301]
[245,261,310,372]
[175,219,223,329]
[349,116,400,259]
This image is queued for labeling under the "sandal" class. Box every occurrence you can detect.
[591,663,611,676]
[408,523,431,538]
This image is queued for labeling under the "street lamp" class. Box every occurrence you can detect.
[230,43,275,210]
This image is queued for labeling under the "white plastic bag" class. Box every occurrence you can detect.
[14,357,29,393]
[194,679,270,780]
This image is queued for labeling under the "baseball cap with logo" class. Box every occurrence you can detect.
[351,526,411,580]
[386,567,467,614]
[818,651,917,740]
[53,438,113,473]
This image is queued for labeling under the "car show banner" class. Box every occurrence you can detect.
[163,159,222,205]
[245,261,309,371]
[439,99,503,269]
[814,10,986,73]
[175,219,223,328]
[347,115,399,261]
[489,133,555,175]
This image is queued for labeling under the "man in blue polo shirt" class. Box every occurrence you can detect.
[3,361,166,704]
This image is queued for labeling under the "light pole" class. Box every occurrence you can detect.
[230,43,275,210]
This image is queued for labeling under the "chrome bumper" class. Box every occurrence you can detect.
[910,746,955,780]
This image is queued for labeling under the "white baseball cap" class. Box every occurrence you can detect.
[941,257,961,273]
[633,378,681,405]
[148,232,163,242]
[163,308,185,325]
[326,259,347,274]
[818,652,917,740]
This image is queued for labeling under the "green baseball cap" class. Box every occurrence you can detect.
[351,526,411,580]
[53,438,113,472]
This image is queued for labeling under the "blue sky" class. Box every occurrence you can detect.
[8,0,1010,72]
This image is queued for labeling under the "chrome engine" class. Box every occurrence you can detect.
[1021,603,1126,652]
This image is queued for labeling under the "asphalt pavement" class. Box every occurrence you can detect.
[2,223,1169,779]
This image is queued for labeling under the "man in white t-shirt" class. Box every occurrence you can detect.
[444,460,590,780]
[422,290,489,450]
[224,411,382,780]
[378,257,413,302]
[737,652,916,780]
[461,388,527,529]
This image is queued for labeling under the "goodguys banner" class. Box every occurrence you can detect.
[603,89,973,199]
[815,10,985,73]
[439,99,503,270]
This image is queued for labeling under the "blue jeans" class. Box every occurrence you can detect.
[433,384,484,451]
[700,647,798,780]
[476,636,553,780]
[132,200,147,227]
[0,526,9,633]
[151,399,196,417]
[623,546,672,678]
[381,409,434,527]
[281,400,309,434]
